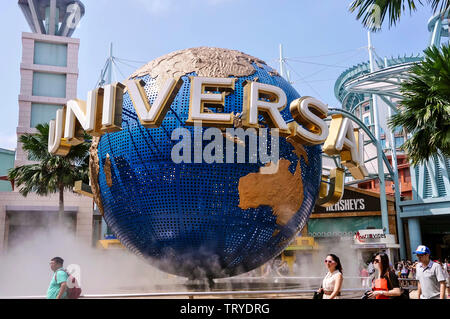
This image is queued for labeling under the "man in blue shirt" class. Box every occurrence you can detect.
[414,245,447,299]
[47,257,68,299]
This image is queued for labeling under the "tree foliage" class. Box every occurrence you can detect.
[349,0,450,31]
[389,44,450,165]
[8,123,90,197]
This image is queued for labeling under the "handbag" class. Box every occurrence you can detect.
[313,285,324,299]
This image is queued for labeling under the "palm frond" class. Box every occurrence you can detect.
[8,123,91,197]
[349,0,423,31]
[389,44,450,165]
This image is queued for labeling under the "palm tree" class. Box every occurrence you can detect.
[389,44,450,166]
[349,0,450,31]
[8,123,90,225]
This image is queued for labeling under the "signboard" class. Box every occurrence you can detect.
[314,188,381,213]
[355,229,386,241]
[353,229,398,246]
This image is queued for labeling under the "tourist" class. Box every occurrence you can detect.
[396,263,403,277]
[400,262,409,278]
[445,258,450,296]
[47,257,68,299]
[317,254,343,299]
[275,260,290,277]
[366,252,402,299]
[414,245,447,299]
[434,259,449,298]
[360,265,370,288]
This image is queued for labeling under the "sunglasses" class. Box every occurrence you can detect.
[324,259,336,264]
[416,254,426,257]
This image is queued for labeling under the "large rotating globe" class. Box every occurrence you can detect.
[91,47,322,279]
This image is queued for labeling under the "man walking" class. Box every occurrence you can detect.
[47,257,68,299]
[414,246,447,299]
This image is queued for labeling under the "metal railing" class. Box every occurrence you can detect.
[1,288,369,299]
[1,277,418,299]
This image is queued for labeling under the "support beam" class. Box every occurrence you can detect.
[410,164,418,200]
[368,32,390,234]
[387,100,406,259]
[18,2,37,33]
[27,0,45,34]
[407,218,422,261]
[49,0,57,35]
[279,44,285,78]
[418,164,425,199]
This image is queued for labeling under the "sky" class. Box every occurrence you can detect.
[0,0,435,150]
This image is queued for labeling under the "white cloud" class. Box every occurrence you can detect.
[0,134,17,151]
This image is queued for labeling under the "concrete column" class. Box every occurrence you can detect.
[408,218,422,261]
[101,219,108,239]
[386,249,395,265]
[75,206,93,246]
[0,206,6,254]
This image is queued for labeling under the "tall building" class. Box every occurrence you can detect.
[16,0,83,165]
[0,0,94,254]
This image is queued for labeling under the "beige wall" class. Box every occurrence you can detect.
[0,205,5,254]
[0,191,94,253]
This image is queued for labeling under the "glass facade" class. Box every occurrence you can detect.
[307,216,382,237]
[32,72,66,98]
[30,103,63,128]
[363,115,370,126]
[34,42,67,67]
[395,136,404,147]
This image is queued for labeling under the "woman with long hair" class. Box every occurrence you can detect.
[317,254,343,299]
[367,252,402,299]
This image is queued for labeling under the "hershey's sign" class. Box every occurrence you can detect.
[314,187,381,213]
[326,198,365,212]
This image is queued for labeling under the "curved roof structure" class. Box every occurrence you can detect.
[344,61,419,101]
[334,55,422,111]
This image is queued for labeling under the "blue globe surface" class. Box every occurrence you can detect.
[94,48,322,279]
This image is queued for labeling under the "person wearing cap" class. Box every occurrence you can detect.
[414,245,447,299]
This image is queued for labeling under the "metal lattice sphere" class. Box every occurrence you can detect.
[91,47,322,279]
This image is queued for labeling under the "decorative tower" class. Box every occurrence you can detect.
[0,1,93,255]
[15,0,84,165]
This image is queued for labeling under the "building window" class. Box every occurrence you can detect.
[30,103,63,128]
[32,72,66,98]
[34,42,67,67]
[364,105,370,112]
[394,126,403,134]
[395,136,405,147]
[363,116,370,126]
[404,168,411,183]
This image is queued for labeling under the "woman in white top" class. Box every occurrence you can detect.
[318,254,344,299]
